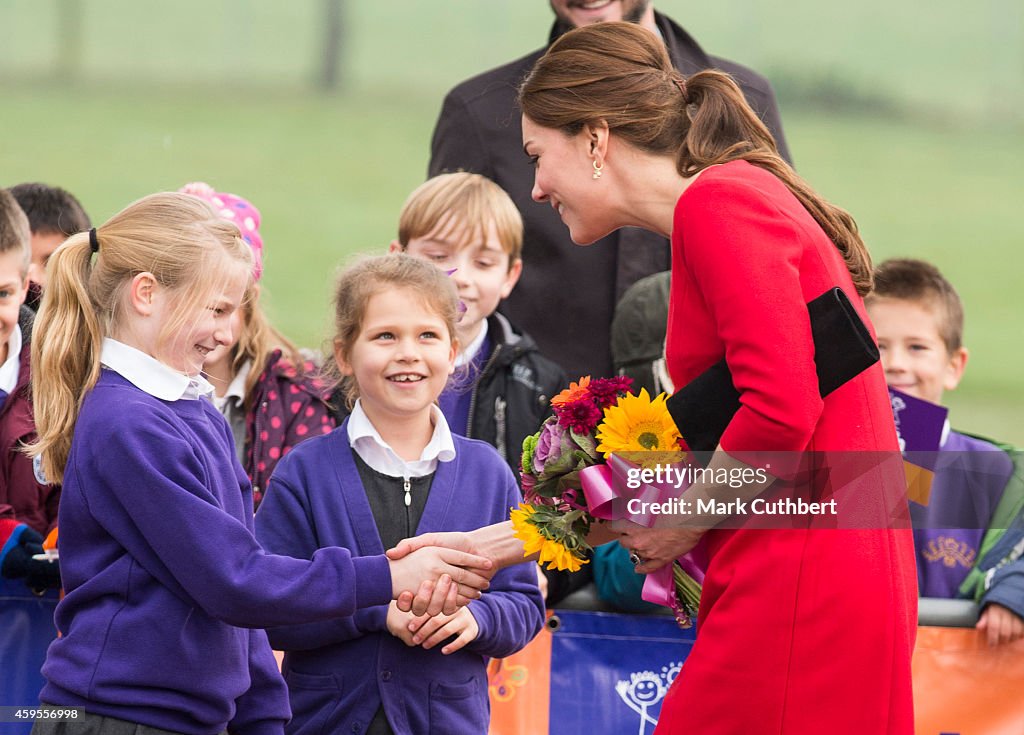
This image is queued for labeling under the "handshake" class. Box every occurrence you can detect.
[384,525,512,617]
[0,522,62,592]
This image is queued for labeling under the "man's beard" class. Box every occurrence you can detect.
[622,0,652,24]
[551,0,653,29]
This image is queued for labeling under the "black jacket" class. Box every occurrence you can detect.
[429,12,791,380]
[465,313,567,476]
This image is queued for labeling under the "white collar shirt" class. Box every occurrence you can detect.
[212,359,252,414]
[0,324,22,395]
[346,399,455,478]
[100,338,215,402]
[455,321,488,368]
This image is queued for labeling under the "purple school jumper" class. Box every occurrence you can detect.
[911,430,1014,597]
[39,370,392,735]
[254,422,544,735]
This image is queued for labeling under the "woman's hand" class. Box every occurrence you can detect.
[387,545,493,616]
[388,522,523,568]
[976,603,1024,646]
[387,531,484,560]
[615,523,704,574]
[388,523,525,613]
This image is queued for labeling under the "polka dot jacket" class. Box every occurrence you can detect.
[245,350,336,509]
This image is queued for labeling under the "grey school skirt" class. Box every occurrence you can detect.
[31,710,227,735]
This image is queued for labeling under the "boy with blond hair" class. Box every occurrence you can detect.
[390,172,566,473]
[867,258,1024,646]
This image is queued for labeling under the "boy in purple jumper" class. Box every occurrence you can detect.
[867,258,1024,646]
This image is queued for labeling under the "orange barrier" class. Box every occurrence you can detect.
[912,626,1024,735]
[487,617,552,735]
[486,614,1024,735]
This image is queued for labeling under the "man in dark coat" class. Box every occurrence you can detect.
[429,1,791,380]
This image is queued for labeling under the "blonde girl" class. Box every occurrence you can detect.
[179,182,335,508]
[28,194,492,735]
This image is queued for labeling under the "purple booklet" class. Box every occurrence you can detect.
[889,387,948,505]
[889,388,948,453]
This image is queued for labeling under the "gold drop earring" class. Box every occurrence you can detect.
[592,160,604,180]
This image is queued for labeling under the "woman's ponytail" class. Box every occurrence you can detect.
[675,70,779,175]
[521,21,874,296]
[677,70,873,296]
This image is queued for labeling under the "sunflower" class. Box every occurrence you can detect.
[595,388,682,459]
[510,504,588,573]
[550,376,592,407]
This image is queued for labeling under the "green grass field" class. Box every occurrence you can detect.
[1,1,1022,442]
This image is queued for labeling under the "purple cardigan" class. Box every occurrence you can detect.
[254,423,544,735]
[40,371,393,735]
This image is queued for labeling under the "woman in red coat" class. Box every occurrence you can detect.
[393,21,917,734]
[514,22,917,734]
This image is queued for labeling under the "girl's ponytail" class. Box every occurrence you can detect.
[28,191,254,484]
[29,234,104,484]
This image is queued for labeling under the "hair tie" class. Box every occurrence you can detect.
[88,227,100,253]
[674,77,688,100]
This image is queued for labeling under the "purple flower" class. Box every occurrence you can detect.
[533,420,567,474]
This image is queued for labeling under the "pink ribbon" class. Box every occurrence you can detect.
[580,455,705,610]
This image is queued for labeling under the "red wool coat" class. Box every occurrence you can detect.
[660,161,917,734]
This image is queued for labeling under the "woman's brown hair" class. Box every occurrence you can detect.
[518,21,872,296]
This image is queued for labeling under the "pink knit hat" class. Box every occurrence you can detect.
[179,182,264,281]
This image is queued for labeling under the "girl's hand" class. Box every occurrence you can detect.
[976,603,1024,646]
[407,606,480,655]
[387,546,493,616]
[385,601,419,646]
[535,564,549,601]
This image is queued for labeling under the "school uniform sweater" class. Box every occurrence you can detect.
[254,422,545,735]
[911,430,1014,598]
[41,369,393,735]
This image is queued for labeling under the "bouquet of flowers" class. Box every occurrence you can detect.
[510,376,703,627]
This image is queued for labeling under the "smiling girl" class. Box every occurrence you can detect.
[27,195,493,735]
[255,254,543,735]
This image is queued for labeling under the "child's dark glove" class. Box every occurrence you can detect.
[0,523,62,591]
